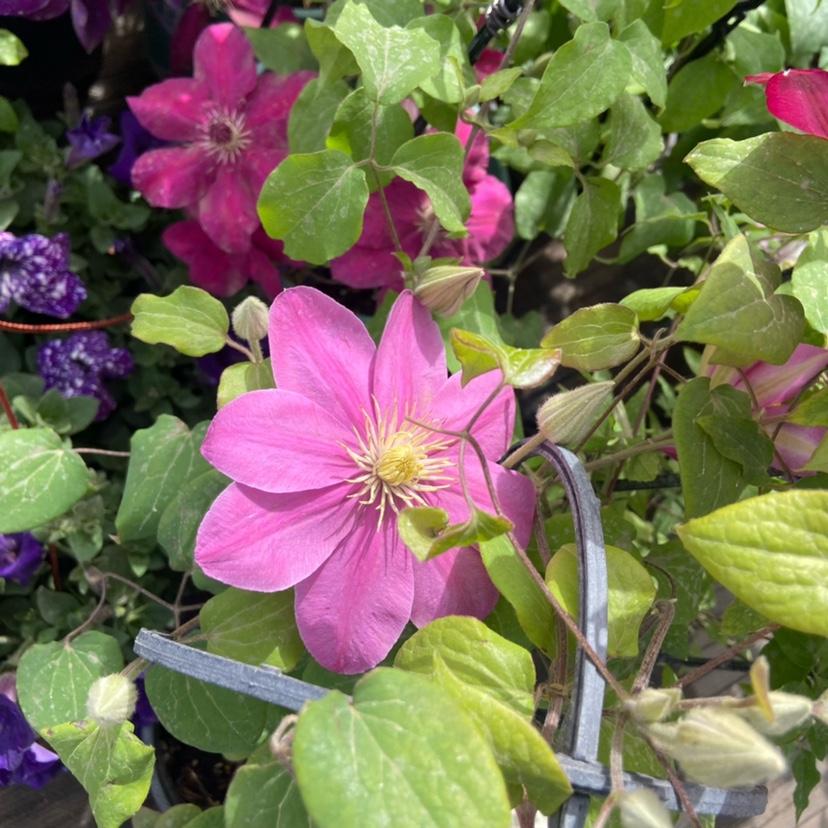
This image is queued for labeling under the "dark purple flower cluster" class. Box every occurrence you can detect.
[37,331,134,420]
[0,533,46,587]
[0,232,86,318]
[0,675,61,790]
[108,111,168,188]
[66,113,120,168]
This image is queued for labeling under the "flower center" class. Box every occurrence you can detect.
[198,106,251,165]
[343,400,456,525]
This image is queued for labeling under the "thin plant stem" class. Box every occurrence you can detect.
[224,336,257,362]
[632,600,675,695]
[0,381,19,429]
[0,312,133,333]
[74,448,131,458]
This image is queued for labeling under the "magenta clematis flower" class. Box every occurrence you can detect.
[128,24,313,255]
[195,287,534,674]
[704,344,828,472]
[163,220,290,298]
[745,69,828,140]
[330,121,514,292]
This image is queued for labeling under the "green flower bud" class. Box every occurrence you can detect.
[731,692,814,736]
[624,688,683,724]
[413,265,483,317]
[646,707,786,788]
[232,296,270,345]
[536,381,614,446]
[618,789,673,828]
[86,674,137,727]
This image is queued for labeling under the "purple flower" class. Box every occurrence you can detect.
[66,113,120,168]
[131,673,158,729]
[36,331,134,420]
[0,534,46,586]
[108,111,168,187]
[0,232,86,318]
[0,680,61,790]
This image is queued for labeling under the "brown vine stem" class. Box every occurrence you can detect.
[0,380,19,429]
[0,311,134,333]
[673,623,780,689]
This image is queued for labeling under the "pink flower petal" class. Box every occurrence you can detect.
[198,166,260,254]
[193,23,258,108]
[127,79,209,141]
[131,147,213,208]
[295,516,415,673]
[328,240,406,290]
[749,68,828,140]
[373,292,447,415]
[772,423,826,471]
[269,287,375,426]
[195,482,357,591]
[741,344,828,406]
[245,71,315,137]
[463,175,514,263]
[202,389,355,492]
[455,119,490,188]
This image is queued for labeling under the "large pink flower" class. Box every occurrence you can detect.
[330,122,514,292]
[128,24,313,254]
[745,69,828,140]
[195,288,534,673]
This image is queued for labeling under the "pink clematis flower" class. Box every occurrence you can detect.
[330,121,514,292]
[745,69,828,140]
[195,287,534,674]
[163,220,291,298]
[704,343,828,472]
[128,24,313,255]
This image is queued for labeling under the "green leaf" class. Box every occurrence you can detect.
[480,68,524,102]
[17,632,124,731]
[676,489,828,636]
[659,53,736,133]
[661,0,738,45]
[786,0,828,65]
[226,759,314,828]
[0,29,28,65]
[685,133,828,233]
[558,0,620,22]
[395,617,572,814]
[304,19,359,86]
[620,286,690,321]
[43,720,153,828]
[563,178,621,276]
[0,96,18,132]
[450,328,561,388]
[216,359,276,409]
[0,428,89,533]
[333,2,441,106]
[602,93,663,170]
[480,535,558,656]
[546,543,656,657]
[617,19,667,108]
[407,15,467,104]
[791,229,828,336]
[396,506,449,560]
[145,663,269,754]
[391,133,470,233]
[514,168,576,241]
[116,416,212,543]
[293,669,511,828]
[288,78,350,154]
[258,149,368,264]
[243,24,316,74]
[131,287,229,357]
[201,588,304,671]
[540,303,639,371]
[675,234,804,364]
[673,377,747,519]
[792,749,821,822]
[511,22,631,129]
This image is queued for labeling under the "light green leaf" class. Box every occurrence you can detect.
[44,720,153,828]
[617,19,667,108]
[0,428,89,533]
[258,150,368,264]
[791,229,828,335]
[514,168,576,241]
[146,663,269,754]
[480,535,558,656]
[676,490,828,636]
[293,669,511,828]
[217,359,276,409]
[288,78,350,154]
[131,286,229,357]
[435,282,504,373]
[558,0,620,21]
[333,2,441,105]
[17,632,124,731]
[226,759,314,828]
[620,286,690,321]
[603,93,663,170]
[395,618,572,814]
[546,544,656,657]
[480,68,524,102]
[407,15,467,103]
[391,133,470,233]
[563,178,621,276]
[201,588,304,671]
[397,506,449,561]
[399,506,513,561]
[661,0,738,45]
[512,22,631,129]
[675,234,804,364]
[304,19,358,86]
[786,0,828,65]
[116,416,212,543]
[0,29,27,65]
[685,133,828,233]
[541,303,639,371]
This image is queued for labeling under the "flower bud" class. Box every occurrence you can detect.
[232,296,270,344]
[646,707,786,788]
[624,688,683,724]
[86,674,137,727]
[536,381,614,446]
[413,265,483,317]
[731,692,814,736]
[813,689,828,727]
[618,789,672,828]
